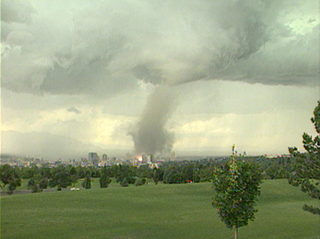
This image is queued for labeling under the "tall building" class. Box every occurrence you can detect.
[88,152,99,166]
[102,154,108,161]
[142,154,154,164]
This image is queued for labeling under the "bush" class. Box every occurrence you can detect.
[120,178,129,187]
[82,176,91,189]
[99,176,112,188]
[163,169,187,184]
[28,179,40,193]
[135,178,146,186]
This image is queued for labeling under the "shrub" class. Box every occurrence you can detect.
[135,178,146,186]
[99,176,112,188]
[120,178,129,187]
[82,176,91,189]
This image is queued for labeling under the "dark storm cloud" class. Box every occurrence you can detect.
[2,0,319,97]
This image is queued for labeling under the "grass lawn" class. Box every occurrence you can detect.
[1,179,319,239]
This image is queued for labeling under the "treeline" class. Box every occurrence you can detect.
[0,156,293,194]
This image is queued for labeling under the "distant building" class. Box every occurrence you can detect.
[102,154,108,161]
[88,152,99,166]
[142,154,154,164]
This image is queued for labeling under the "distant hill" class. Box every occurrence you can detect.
[1,130,105,161]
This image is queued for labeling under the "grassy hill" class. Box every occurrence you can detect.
[1,179,319,239]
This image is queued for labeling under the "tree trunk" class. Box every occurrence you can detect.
[234,227,238,239]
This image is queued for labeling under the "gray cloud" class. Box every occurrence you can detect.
[67,106,82,114]
[1,0,37,24]
[1,0,318,97]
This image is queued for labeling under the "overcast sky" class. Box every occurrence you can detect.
[1,0,319,160]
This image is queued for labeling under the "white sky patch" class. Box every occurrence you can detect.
[281,1,319,35]
[173,108,317,156]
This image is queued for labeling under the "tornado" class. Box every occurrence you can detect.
[130,85,176,156]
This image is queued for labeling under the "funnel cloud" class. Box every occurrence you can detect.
[130,86,176,156]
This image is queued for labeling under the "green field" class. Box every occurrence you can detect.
[1,179,319,239]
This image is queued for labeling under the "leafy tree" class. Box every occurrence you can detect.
[288,100,320,215]
[116,164,136,185]
[40,167,52,179]
[28,174,49,193]
[0,164,22,194]
[265,162,288,179]
[28,174,48,193]
[28,178,39,193]
[49,166,72,191]
[99,174,112,188]
[152,168,163,185]
[163,164,188,184]
[197,165,215,182]
[109,165,120,178]
[21,166,40,179]
[212,147,263,239]
[82,176,91,189]
[120,178,129,187]
[7,181,20,195]
[181,163,195,182]
[39,177,49,190]
[76,166,87,179]
[68,166,79,187]
[89,167,101,178]
[137,164,153,178]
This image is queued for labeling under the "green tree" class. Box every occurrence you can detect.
[163,164,188,184]
[0,164,22,194]
[99,170,112,188]
[82,176,91,189]
[137,164,152,179]
[49,166,72,191]
[212,147,263,239]
[288,100,320,215]
[76,166,87,179]
[99,175,111,188]
[68,166,79,187]
[21,166,39,179]
[265,162,288,179]
[152,168,163,185]
[28,178,39,193]
[197,165,215,182]
[39,177,49,191]
[120,178,129,187]
[28,174,48,193]
[40,167,52,179]
[116,164,136,185]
